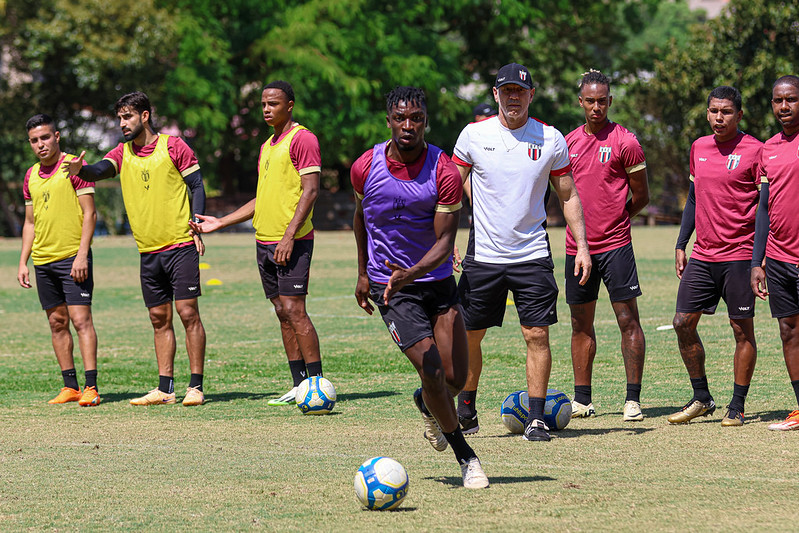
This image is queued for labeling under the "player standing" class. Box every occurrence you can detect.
[18,114,100,406]
[190,81,324,406]
[452,63,591,441]
[751,75,799,431]
[63,91,208,406]
[352,86,488,488]
[564,70,649,422]
[669,86,762,426]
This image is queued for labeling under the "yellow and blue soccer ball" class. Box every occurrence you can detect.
[354,457,409,510]
[295,376,336,415]
[544,388,572,430]
[501,388,572,432]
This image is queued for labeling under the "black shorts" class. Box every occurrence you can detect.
[140,244,201,308]
[458,256,558,329]
[765,258,799,319]
[256,240,313,299]
[565,243,642,305]
[676,258,754,319]
[369,277,460,352]
[34,252,93,310]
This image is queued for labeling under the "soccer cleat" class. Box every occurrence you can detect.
[721,406,744,427]
[522,418,551,442]
[48,387,81,404]
[571,400,596,418]
[768,410,799,431]
[459,414,479,435]
[267,386,298,406]
[182,386,205,406]
[667,398,716,424]
[623,400,644,421]
[130,388,176,406]
[460,457,490,489]
[413,388,448,451]
[78,386,101,407]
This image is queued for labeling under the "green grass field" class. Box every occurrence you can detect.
[0,227,796,531]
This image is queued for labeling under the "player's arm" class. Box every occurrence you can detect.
[190,198,257,234]
[750,181,769,300]
[274,171,319,266]
[17,206,35,289]
[183,169,207,255]
[674,182,696,279]
[626,167,649,218]
[551,171,591,285]
[451,163,472,269]
[71,193,97,283]
[352,195,374,315]
[61,152,117,181]
[383,208,459,303]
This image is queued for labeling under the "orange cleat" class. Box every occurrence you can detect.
[48,387,81,404]
[78,386,101,407]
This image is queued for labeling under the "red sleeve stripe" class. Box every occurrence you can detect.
[550,164,572,177]
[451,154,472,168]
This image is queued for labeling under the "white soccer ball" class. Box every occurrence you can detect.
[354,457,409,510]
[295,376,336,415]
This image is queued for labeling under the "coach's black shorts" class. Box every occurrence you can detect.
[370,276,460,352]
[565,243,642,305]
[257,239,313,299]
[34,252,93,310]
[765,258,799,319]
[676,258,754,319]
[458,256,558,330]
[140,244,201,308]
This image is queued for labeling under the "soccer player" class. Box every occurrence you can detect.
[453,63,591,442]
[751,75,799,431]
[352,86,488,489]
[62,91,207,406]
[669,86,762,426]
[472,103,497,122]
[18,114,100,406]
[190,81,324,406]
[564,70,649,422]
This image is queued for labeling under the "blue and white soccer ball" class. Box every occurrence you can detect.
[543,388,572,430]
[354,457,409,511]
[295,376,336,415]
[501,388,572,432]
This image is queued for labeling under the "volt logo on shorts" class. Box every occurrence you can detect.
[739,306,751,311]
[80,292,90,298]
[388,321,402,346]
[293,284,304,289]
[188,286,197,291]
[629,285,639,291]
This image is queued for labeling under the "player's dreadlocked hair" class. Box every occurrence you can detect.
[386,86,427,114]
[264,80,295,102]
[579,69,611,92]
[773,75,799,91]
[707,86,742,111]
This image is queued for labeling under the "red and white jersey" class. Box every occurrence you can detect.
[689,132,762,262]
[762,130,799,263]
[564,122,646,254]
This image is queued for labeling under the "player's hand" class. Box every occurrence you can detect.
[70,254,89,283]
[191,230,205,256]
[61,151,85,177]
[274,235,294,266]
[383,260,412,303]
[355,274,374,315]
[17,264,31,289]
[574,248,592,286]
[189,213,222,235]
[675,249,687,279]
[750,266,768,300]
[452,244,462,273]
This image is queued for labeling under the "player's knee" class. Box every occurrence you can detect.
[673,313,692,333]
[47,313,69,333]
[70,313,94,333]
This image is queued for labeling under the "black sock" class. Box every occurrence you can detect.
[457,390,477,418]
[626,383,642,403]
[442,428,477,465]
[62,368,79,390]
[413,388,431,416]
[528,397,545,422]
[306,361,323,378]
[574,385,592,405]
[84,369,98,389]
[289,360,307,387]
[159,375,174,394]
[728,382,749,413]
[189,373,203,391]
[792,380,799,407]
[690,376,711,403]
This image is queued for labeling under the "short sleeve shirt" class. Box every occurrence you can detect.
[762,130,799,263]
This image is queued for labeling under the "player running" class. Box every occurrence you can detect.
[352,86,489,489]
[751,75,799,431]
[63,91,208,406]
[564,70,649,422]
[18,114,100,406]
[669,86,762,426]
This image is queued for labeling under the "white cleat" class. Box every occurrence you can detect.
[461,457,490,489]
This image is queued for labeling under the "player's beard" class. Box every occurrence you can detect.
[123,123,144,142]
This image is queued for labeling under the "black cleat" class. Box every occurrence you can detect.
[523,418,551,442]
[459,414,479,435]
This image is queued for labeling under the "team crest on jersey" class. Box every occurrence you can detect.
[388,321,402,346]
[528,143,542,161]
[726,154,741,170]
[598,146,612,164]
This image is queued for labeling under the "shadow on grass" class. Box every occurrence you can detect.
[748,410,794,423]
[552,426,656,438]
[429,474,555,487]
[338,390,401,402]
[359,507,418,513]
